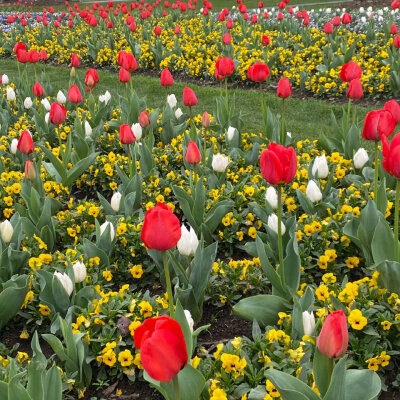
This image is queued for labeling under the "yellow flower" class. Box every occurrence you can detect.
[266,380,280,398]
[17,352,29,363]
[139,301,153,318]
[118,350,133,367]
[129,264,143,279]
[102,349,117,367]
[39,304,51,316]
[103,269,113,281]
[348,309,367,330]
[381,321,392,330]
[210,388,228,400]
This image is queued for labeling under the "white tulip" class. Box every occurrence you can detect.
[177,225,199,257]
[353,148,369,169]
[268,214,286,235]
[302,311,315,336]
[6,87,15,101]
[72,261,87,283]
[84,121,92,137]
[306,180,323,203]
[312,154,329,179]
[100,221,115,241]
[367,6,372,12]
[212,154,229,173]
[54,272,73,296]
[110,192,122,212]
[265,186,278,209]
[24,97,33,109]
[0,220,13,243]
[377,9,383,15]
[359,7,364,13]
[167,93,177,108]
[10,138,18,155]
[175,108,183,119]
[131,123,142,141]
[1,74,9,85]
[41,98,50,111]
[45,113,50,124]
[361,16,366,23]
[57,90,66,104]
[326,7,331,13]
[99,90,111,104]
[184,309,194,333]
[226,126,235,141]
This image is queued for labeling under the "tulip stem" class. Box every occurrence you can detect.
[162,251,174,319]
[172,375,181,400]
[374,141,379,205]
[260,82,267,139]
[327,358,334,387]
[395,180,400,262]
[352,104,356,125]
[346,98,352,131]
[280,98,285,145]
[193,164,197,187]
[277,186,285,288]
[224,77,228,110]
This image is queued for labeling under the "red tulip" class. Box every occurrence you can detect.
[134,315,187,382]
[160,68,174,87]
[341,12,351,24]
[154,25,161,35]
[222,33,231,44]
[391,24,399,35]
[261,35,270,45]
[382,133,400,178]
[347,78,363,99]
[85,69,99,90]
[202,111,210,128]
[362,109,396,141]
[277,11,283,20]
[251,14,257,23]
[277,77,292,98]
[118,51,137,71]
[226,18,233,29]
[24,159,36,181]
[392,0,400,10]
[119,68,130,82]
[17,49,28,63]
[174,25,181,34]
[394,35,400,48]
[258,1,263,6]
[13,42,26,53]
[247,62,270,82]
[28,49,40,63]
[259,143,297,185]
[183,86,198,106]
[384,99,400,124]
[185,141,201,164]
[332,16,340,26]
[49,102,67,125]
[340,61,362,82]
[140,202,181,250]
[68,84,83,103]
[139,111,150,128]
[32,82,44,97]
[17,130,34,154]
[215,57,235,78]
[316,310,348,359]
[323,22,333,34]
[40,49,48,60]
[238,3,246,13]
[120,123,136,144]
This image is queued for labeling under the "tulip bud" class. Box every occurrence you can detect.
[10,139,18,155]
[45,113,50,124]
[177,225,199,256]
[54,271,74,296]
[184,309,194,333]
[202,111,210,128]
[84,121,92,136]
[132,123,142,141]
[226,126,235,141]
[212,154,229,173]
[265,186,278,209]
[57,90,67,104]
[2,74,9,85]
[0,219,13,243]
[139,111,150,128]
[72,261,87,283]
[302,311,315,336]
[24,160,36,181]
[306,180,322,203]
[353,148,369,169]
[70,66,76,77]
[6,87,16,101]
[175,108,183,119]
[167,94,177,108]
[100,221,115,241]
[185,141,201,164]
[312,154,329,179]
[111,192,122,212]
[24,97,33,109]
[41,98,51,111]
[268,213,286,235]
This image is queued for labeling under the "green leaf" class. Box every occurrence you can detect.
[0,381,8,399]
[377,261,400,295]
[284,236,300,294]
[313,349,330,397]
[43,365,62,400]
[371,217,395,264]
[323,356,347,400]
[343,369,381,400]
[175,300,193,358]
[232,295,291,326]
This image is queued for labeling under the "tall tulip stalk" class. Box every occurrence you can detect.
[277,77,292,144]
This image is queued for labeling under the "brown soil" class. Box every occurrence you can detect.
[341,0,392,9]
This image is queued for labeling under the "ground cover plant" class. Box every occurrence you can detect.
[0,0,400,399]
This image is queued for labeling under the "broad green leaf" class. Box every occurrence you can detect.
[343,369,381,400]
[371,217,395,264]
[313,349,330,397]
[323,356,347,400]
[377,261,400,295]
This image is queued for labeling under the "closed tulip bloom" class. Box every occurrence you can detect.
[215,57,235,78]
[57,90,67,104]
[2,74,9,85]
[0,220,13,244]
[302,311,315,336]
[391,24,398,35]
[167,94,177,108]
[222,33,231,44]
[259,143,297,185]
[32,82,44,97]
[119,123,136,144]
[353,148,369,169]
[10,139,18,155]
[100,221,115,241]
[340,61,362,82]
[362,109,396,141]
[72,261,86,283]
[185,141,201,164]
[306,180,322,203]
[154,25,162,35]
[382,133,400,178]
[118,51,137,71]
[28,49,40,63]
[71,53,80,67]
[41,98,51,111]
[312,154,329,178]
[139,111,150,128]
[268,213,286,235]
[54,272,74,296]
[119,68,130,83]
[347,78,363,99]
[332,15,341,26]
[323,21,333,34]
[85,69,99,89]
[317,310,348,358]
[160,68,174,86]
[175,108,183,119]
[265,186,278,209]
[68,84,83,103]
[134,315,187,381]
[49,102,67,125]
[384,99,400,124]
[25,159,36,181]
[202,111,210,128]
[111,192,122,212]
[140,202,181,251]
[394,35,400,48]
[17,130,34,154]
[393,0,400,9]
[261,34,270,45]
[212,154,229,172]
[132,123,143,140]
[226,18,233,29]
[6,87,16,101]
[277,77,292,98]
[177,225,199,256]
[84,121,92,137]
[247,62,270,82]
[24,97,33,109]
[341,12,352,24]
[183,86,198,106]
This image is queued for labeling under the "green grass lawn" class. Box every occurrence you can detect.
[0,58,371,141]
